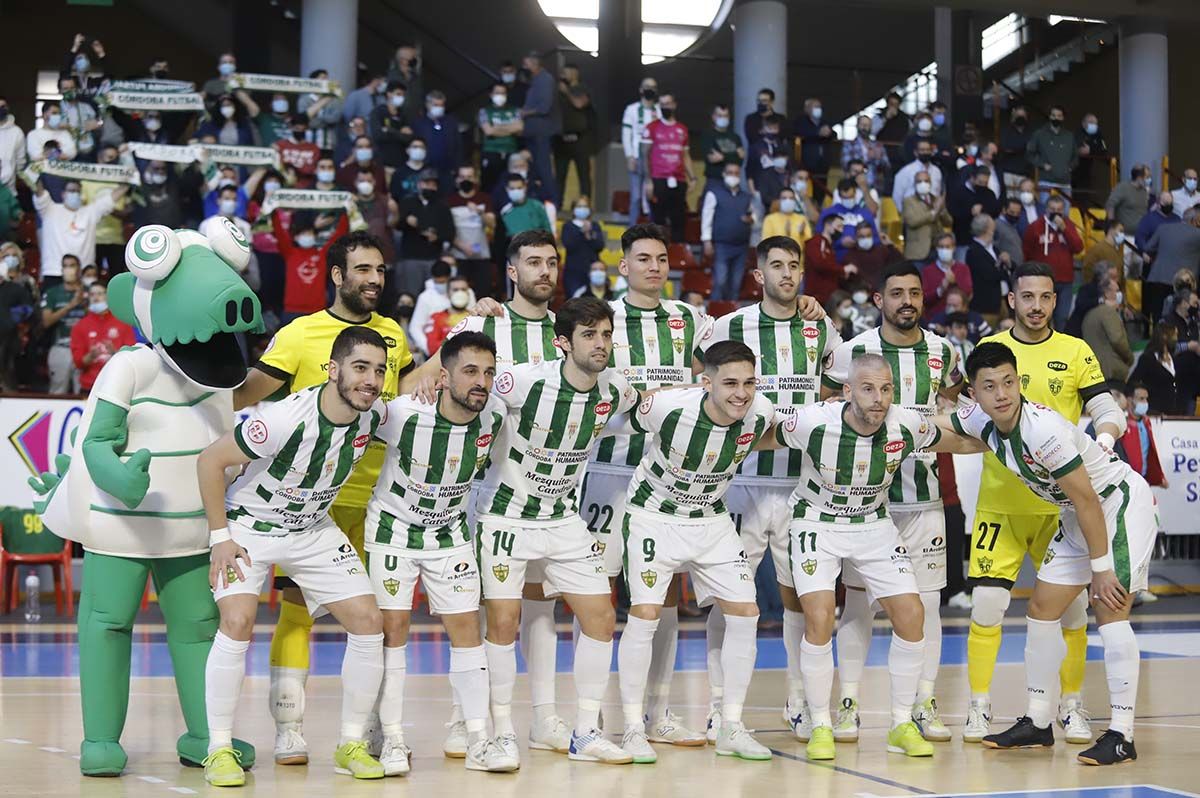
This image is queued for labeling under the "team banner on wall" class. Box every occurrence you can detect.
[24,159,141,186]
[260,189,353,213]
[225,73,342,97]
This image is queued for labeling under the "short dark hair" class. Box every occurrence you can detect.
[964,340,1018,384]
[756,235,801,264]
[945,311,970,328]
[440,330,496,369]
[554,295,614,340]
[1012,261,1055,285]
[327,230,385,276]
[308,68,327,79]
[758,88,775,101]
[506,228,557,263]
[837,178,857,194]
[330,325,387,363]
[386,80,407,93]
[1126,380,1148,396]
[620,223,669,255]
[880,261,922,290]
[431,259,452,278]
[1049,104,1065,115]
[703,340,756,372]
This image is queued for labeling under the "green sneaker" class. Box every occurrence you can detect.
[806,725,835,761]
[203,747,245,787]
[887,721,934,757]
[832,698,860,742]
[334,740,385,779]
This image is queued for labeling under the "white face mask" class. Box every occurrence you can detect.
[1187,178,1199,192]
[63,191,82,210]
[937,247,955,263]
[1133,400,1149,417]
[316,168,335,184]
[218,62,236,76]
[408,147,426,162]
[220,105,236,119]
[810,107,823,121]
[501,73,516,84]
[271,98,289,114]
[852,291,869,305]
[432,281,448,295]
[714,116,729,130]
[264,180,281,193]
[219,198,237,216]
[144,117,162,132]
[791,180,807,195]
[723,175,740,189]
[356,181,374,196]
[857,237,874,250]
[917,118,932,132]
[589,270,607,287]
[838,304,854,319]
[1020,191,1035,205]
[491,94,506,107]
[915,181,931,196]
[390,94,405,108]
[295,233,316,248]
[449,288,470,309]
[428,105,445,119]
[356,147,373,163]
[89,301,108,314]
[1113,232,1126,245]
[3,254,18,270]
[779,198,797,214]
[507,188,526,203]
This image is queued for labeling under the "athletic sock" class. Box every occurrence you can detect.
[520,599,558,724]
[206,631,249,754]
[617,615,658,729]
[645,605,678,721]
[574,633,613,733]
[340,632,384,744]
[485,640,517,736]
[1024,617,1066,728]
[918,591,943,702]
[888,634,925,728]
[836,588,872,704]
[450,645,490,742]
[720,615,758,725]
[1098,620,1139,740]
[800,636,834,728]
[1060,625,1089,697]
[269,599,314,670]
[782,608,806,704]
[705,605,726,705]
[268,666,308,730]
[967,621,1002,697]
[379,645,407,738]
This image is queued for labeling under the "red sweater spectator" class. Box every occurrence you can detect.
[276,139,321,187]
[424,308,470,355]
[1022,214,1083,284]
[274,211,349,316]
[644,118,689,181]
[70,307,136,392]
[804,232,843,303]
[921,258,974,321]
[1122,412,1166,486]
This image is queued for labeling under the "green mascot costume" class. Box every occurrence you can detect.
[32,219,260,776]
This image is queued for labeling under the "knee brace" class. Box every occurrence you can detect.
[970,586,1011,628]
[1061,589,1088,630]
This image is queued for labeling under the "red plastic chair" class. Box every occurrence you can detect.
[1,528,75,616]
[683,214,702,244]
[682,269,714,296]
[666,243,700,271]
[611,190,631,216]
[740,264,763,301]
[706,300,740,318]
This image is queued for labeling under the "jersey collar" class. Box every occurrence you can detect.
[325,308,374,326]
[1007,327,1054,347]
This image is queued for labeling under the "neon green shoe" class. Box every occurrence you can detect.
[334,740,385,779]
[806,725,835,761]
[203,747,245,787]
[887,721,934,757]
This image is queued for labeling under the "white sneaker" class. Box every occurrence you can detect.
[705,705,722,745]
[1059,699,1093,744]
[364,712,383,758]
[568,728,633,764]
[947,591,973,610]
[783,697,812,742]
[466,737,520,772]
[443,720,468,758]
[1136,589,1158,604]
[529,714,572,753]
[621,727,657,764]
[646,711,706,747]
[963,698,992,743]
[274,724,309,765]
[495,732,521,768]
[832,698,860,742]
[379,736,411,777]
[715,722,772,761]
[912,697,952,742]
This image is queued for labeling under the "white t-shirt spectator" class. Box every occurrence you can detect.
[33,189,115,278]
[0,116,26,192]
[27,126,77,162]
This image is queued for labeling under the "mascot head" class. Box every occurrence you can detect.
[108,218,264,389]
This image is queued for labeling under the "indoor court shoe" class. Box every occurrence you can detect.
[982,716,1055,749]
[177,734,255,770]
[568,728,634,764]
[529,714,572,752]
[466,737,521,772]
[1058,699,1093,744]
[913,697,952,741]
[443,720,469,757]
[79,740,128,777]
[203,747,245,788]
[806,725,835,760]
[621,727,658,763]
[832,697,860,742]
[273,724,308,765]
[379,736,412,776]
[715,722,772,761]
[647,711,707,746]
[1077,729,1137,766]
[364,712,383,758]
[333,740,385,779]
[887,721,934,757]
[705,704,722,744]
[783,697,813,742]
[962,698,992,743]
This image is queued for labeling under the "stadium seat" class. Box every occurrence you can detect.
[611,190,631,216]
[682,269,714,296]
[684,214,701,244]
[667,242,700,270]
[707,300,739,317]
[0,510,74,616]
[739,264,763,300]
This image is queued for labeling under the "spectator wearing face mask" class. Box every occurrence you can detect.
[518,52,561,207]
[27,103,77,163]
[409,258,457,356]
[33,177,126,285]
[196,94,255,147]
[0,249,33,389]
[700,104,744,195]
[395,170,455,298]
[928,286,992,343]
[846,283,881,335]
[1116,382,1167,487]
[272,208,348,321]
[424,275,474,355]
[134,161,183,229]
[497,174,552,243]
[479,81,523,193]
[891,138,942,209]
[745,113,790,210]
[203,54,238,107]
[1136,191,1181,251]
[0,175,20,243]
[827,289,854,339]
[337,134,387,197]
[922,231,974,321]
[394,291,419,354]
[901,169,951,261]
[872,92,911,166]
[841,221,900,292]
[761,187,813,249]
[446,164,496,297]
[1023,195,1083,329]
[1072,112,1108,199]
[995,197,1026,269]
[948,164,1001,253]
[1172,168,1200,218]
[201,185,256,252]
[388,137,429,203]
[202,166,260,220]
[71,281,137,394]
[943,312,975,369]
[841,115,891,194]
[744,88,777,146]
[899,111,936,166]
[1025,105,1077,203]
[297,70,342,153]
[0,96,25,194]
[82,144,131,275]
[793,98,836,205]
[1082,277,1133,386]
[1082,220,1130,285]
[620,77,660,222]
[701,163,756,301]
[787,170,821,224]
[134,111,171,148]
[342,73,387,130]
[998,104,1033,186]
[56,75,103,158]
[803,216,849,303]
[1012,176,1043,234]
[410,90,463,190]
[575,261,618,300]
[63,34,108,99]
[561,196,605,300]
[643,91,693,243]
[370,82,414,168]
[965,215,1007,328]
[276,115,321,187]
[335,115,368,167]
[40,254,87,393]
[1144,210,1200,321]
[349,168,397,262]
[1066,262,1113,338]
[816,178,879,262]
[388,44,424,108]
[1105,164,1153,236]
[844,158,881,217]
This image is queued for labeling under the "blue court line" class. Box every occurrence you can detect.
[767,746,933,795]
[874,786,1200,798]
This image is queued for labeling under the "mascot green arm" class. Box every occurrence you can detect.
[29,452,72,515]
[81,400,152,509]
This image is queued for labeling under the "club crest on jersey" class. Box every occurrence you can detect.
[904,374,914,389]
[931,376,942,393]
[492,564,510,582]
[706,451,718,465]
[383,577,400,596]
[448,456,460,471]
[495,372,514,395]
[977,554,993,574]
[672,337,685,354]
[531,353,542,364]
[1042,549,1056,565]
[1048,377,1063,395]
[324,460,334,477]
[806,346,817,362]
[801,559,817,576]
[1020,373,1031,390]
[568,421,579,437]
[641,570,658,588]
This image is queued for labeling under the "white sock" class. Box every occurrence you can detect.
[720,614,758,725]
[485,640,517,736]
[782,608,805,704]
[800,636,834,728]
[888,634,925,728]
[706,605,726,705]
[837,588,872,703]
[1025,616,1066,728]
[617,615,658,729]
[646,605,678,720]
[520,599,558,725]
[268,665,308,730]
[918,591,942,701]
[1098,620,1139,740]
[340,632,384,743]
[206,631,249,753]
[450,645,490,743]
[574,633,613,733]
[379,645,406,738]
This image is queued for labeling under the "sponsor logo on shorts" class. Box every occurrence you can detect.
[594,540,607,554]
[246,419,269,445]
[1047,360,1068,371]
[454,561,471,573]
[492,564,510,582]
[353,434,370,448]
[801,558,817,576]
[641,570,658,588]
[383,577,400,596]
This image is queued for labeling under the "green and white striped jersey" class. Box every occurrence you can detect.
[591,297,712,471]
[478,360,640,524]
[228,384,384,534]
[365,394,506,556]
[951,399,1132,508]
[704,305,842,485]
[627,388,775,519]
[822,328,960,510]
[447,304,560,370]
[776,401,940,524]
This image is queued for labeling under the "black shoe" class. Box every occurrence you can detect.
[981,716,1055,749]
[1077,729,1137,765]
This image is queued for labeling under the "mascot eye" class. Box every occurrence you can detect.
[209,216,252,272]
[125,225,182,282]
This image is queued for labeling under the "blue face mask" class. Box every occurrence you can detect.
[573,206,590,220]
[933,112,946,126]
[218,62,236,76]
[589,270,607,287]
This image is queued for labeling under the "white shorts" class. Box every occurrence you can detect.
[843,507,947,594]
[1038,478,1156,594]
[579,470,632,577]
[623,510,756,607]
[789,517,918,600]
[365,545,480,615]
[727,483,795,587]
[475,514,610,600]
[213,520,374,615]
